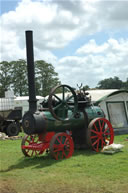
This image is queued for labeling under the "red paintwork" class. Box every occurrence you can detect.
[89,118,114,152]
[21,131,74,159]
[21,132,55,155]
[21,118,114,158]
[50,132,74,160]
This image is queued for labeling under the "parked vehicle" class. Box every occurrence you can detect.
[0,92,43,136]
[0,97,22,136]
[21,31,114,160]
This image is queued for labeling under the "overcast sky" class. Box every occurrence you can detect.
[0,0,128,88]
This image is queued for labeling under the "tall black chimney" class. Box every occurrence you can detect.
[25,30,37,112]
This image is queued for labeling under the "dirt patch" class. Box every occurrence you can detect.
[125,137,128,141]
[0,180,17,193]
[0,132,22,140]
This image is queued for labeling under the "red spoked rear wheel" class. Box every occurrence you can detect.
[87,118,114,152]
[21,135,43,157]
[50,132,74,160]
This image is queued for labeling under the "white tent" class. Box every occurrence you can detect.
[94,90,128,133]
[14,96,44,116]
[0,93,44,117]
[87,89,118,102]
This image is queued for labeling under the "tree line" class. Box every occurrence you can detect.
[0,60,60,97]
[0,59,128,97]
[97,76,128,89]
[79,76,128,91]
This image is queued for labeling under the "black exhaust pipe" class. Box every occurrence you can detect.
[23,31,46,135]
[25,30,37,112]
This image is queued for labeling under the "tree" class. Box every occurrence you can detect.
[11,60,28,96]
[35,60,61,96]
[83,85,90,90]
[97,76,123,89]
[123,78,128,89]
[0,59,61,97]
[0,61,12,97]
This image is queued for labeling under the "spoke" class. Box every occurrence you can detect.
[105,132,111,136]
[96,139,100,152]
[65,144,69,149]
[31,136,34,142]
[53,142,64,152]
[91,135,98,139]
[91,129,99,135]
[53,94,62,102]
[28,136,32,141]
[103,139,106,145]
[35,150,37,156]
[98,120,102,132]
[55,151,60,160]
[104,126,109,134]
[64,145,70,152]
[62,86,65,100]
[53,143,62,152]
[54,148,62,152]
[49,85,77,121]
[53,144,59,149]
[26,149,29,154]
[66,95,73,102]
[101,121,105,130]
[64,138,68,145]
[54,103,63,110]
[51,133,73,160]
[93,123,98,131]
[90,119,114,152]
[31,150,34,157]
[62,150,67,158]
[92,138,100,147]
[35,138,39,143]
[26,139,30,143]
[56,136,62,144]
[60,135,64,144]
[101,138,106,149]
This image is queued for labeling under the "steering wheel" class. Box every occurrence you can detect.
[48,84,78,121]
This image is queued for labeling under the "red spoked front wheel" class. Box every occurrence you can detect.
[50,132,74,160]
[21,135,44,157]
[87,118,114,152]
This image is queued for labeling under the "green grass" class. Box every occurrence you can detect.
[0,134,128,193]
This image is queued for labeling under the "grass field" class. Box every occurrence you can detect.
[0,134,128,193]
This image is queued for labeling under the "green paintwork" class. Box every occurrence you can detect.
[42,105,104,133]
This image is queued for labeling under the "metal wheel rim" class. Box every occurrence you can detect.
[21,135,43,157]
[50,132,74,160]
[48,84,78,121]
[87,118,114,152]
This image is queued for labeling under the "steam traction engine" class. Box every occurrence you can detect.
[21,31,114,160]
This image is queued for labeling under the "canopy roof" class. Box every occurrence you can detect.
[15,96,44,101]
[87,89,118,102]
[94,89,128,105]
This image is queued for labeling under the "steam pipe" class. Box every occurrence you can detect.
[25,30,37,112]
